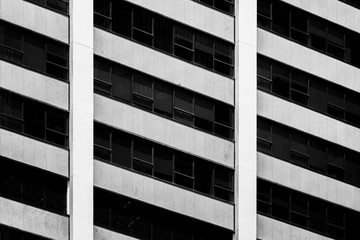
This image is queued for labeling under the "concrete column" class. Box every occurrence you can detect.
[69,1,94,240]
[234,0,257,239]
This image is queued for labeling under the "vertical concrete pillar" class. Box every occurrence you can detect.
[235,0,257,239]
[69,1,93,240]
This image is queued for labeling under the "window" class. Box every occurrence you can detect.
[0,156,67,214]
[193,0,234,15]
[0,89,68,147]
[94,0,234,77]
[257,0,360,68]
[94,122,234,203]
[94,187,234,240]
[0,21,68,81]
[94,56,235,140]
[291,131,309,167]
[258,178,359,239]
[258,55,360,128]
[25,0,68,14]
[133,138,153,176]
[257,117,360,189]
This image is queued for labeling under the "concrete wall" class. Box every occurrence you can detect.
[235,0,257,239]
[94,94,234,168]
[126,0,234,42]
[0,60,69,111]
[258,29,360,93]
[258,152,360,212]
[257,214,332,240]
[94,28,234,105]
[257,91,360,152]
[0,197,69,240]
[69,0,94,239]
[0,128,68,177]
[94,160,234,230]
[282,0,360,33]
[0,0,69,43]
[94,226,136,240]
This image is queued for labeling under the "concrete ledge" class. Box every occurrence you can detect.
[0,128,69,177]
[0,60,69,111]
[257,152,360,212]
[0,197,69,240]
[94,28,234,105]
[0,0,69,43]
[257,214,332,240]
[94,160,234,230]
[257,29,360,93]
[94,94,234,168]
[257,90,360,153]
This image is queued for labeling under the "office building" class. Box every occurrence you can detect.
[0,0,358,239]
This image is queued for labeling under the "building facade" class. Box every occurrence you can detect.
[0,0,358,240]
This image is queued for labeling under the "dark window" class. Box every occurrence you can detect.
[327,145,345,179]
[309,78,326,112]
[174,88,194,126]
[193,0,234,15]
[0,21,69,81]
[345,92,360,124]
[94,123,111,161]
[154,145,173,182]
[290,192,309,226]
[133,8,153,47]
[272,64,290,98]
[257,117,272,154]
[309,199,326,232]
[345,152,360,186]
[26,0,68,14]
[0,93,23,132]
[133,138,153,175]
[94,187,233,240]
[174,153,194,189]
[309,140,326,172]
[46,109,68,147]
[257,56,272,91]
[0,156,67,214]
[257,179,272,214]
[154,81,173,117]
[112,131,132,168]
[291,71,308,106]
[94,0,234,77]
[272,125,290,160]
[0,224,50,240]
[258,0,360,68]
[327,206,345,239]
[194,95,214,132]
[272,185,289,220]
[133,73,153,110]
[194,160,213,194]
[291,131,309,167]
[214,165,233,202]
[327,86,345,119]
[94,56,235,140]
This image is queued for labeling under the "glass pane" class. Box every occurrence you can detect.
[272,185,289,220]
[47,0,68,13]
[214,39,233,64]
[214,165,233,189]
[46,109,67,134]
[257,118,271,141]
[328,145,344,168]
[345,151,360,186]
[272,2,289,36]
[24,101,45,139]
[309,140,326,172]
[94,123,110,148]
[272,64,290,98]
[133,138,152,163]
[328,86,344,108]
[23,33,46,72]
[194,96,213,121]
[47,40,67,67]
[154,81,173,117]
[291,131,308,155]
[328,25,344,47]
[194,160,213,194]
[94,58,111,83]
[257,56,271,81]
[0,92,23,119]
[291,192,308,215]
[94,0,111,17]
[112,131,132,168]
[309,19,326,51]
[154,145,173,181]
[272,124,291,160]
[214,102,233,127]
[112,1,132,37]
[174,25,193,50]
[133,8,153,33]
[309,79,326,112]
[112,65,131,102]
[133,73,153,99]
[291,9,307,32]
[174,89,193,113]
[174,152,193,176]
[194,32,214,69]
[154,15,173,53]
[1,24,22,51]
[345,92,360,125]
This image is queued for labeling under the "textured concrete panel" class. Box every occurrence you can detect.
[94,29,234,105]
[0,128,68,177]
[94,160,234,230]
[257,29,360,93]
[257,152,360,212]
[0,197,69,240]
[94,226,137,240]
[128,0,234,42]
[257,214,332,240]
[0,61,69,111]
[0,0,69,43]
[94,94,234,168]
[257,91,360,152]
[283,0,360,33]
